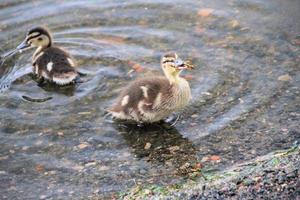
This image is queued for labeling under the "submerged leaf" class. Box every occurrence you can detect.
[210,155,221,161]
[198,8,214,17]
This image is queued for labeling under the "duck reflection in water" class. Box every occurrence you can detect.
[113,122,197,175]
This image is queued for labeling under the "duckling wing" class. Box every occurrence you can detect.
[34,47,78,84]
[35,47,76,74]
[109,77,172,114]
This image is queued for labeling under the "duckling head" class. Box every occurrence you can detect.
[16,26,52,52]
[161,52,194,84]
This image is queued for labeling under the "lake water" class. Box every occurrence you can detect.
[0,0,299,199]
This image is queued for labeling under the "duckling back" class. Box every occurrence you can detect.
[108,76,191,123]
[33,47,78,85]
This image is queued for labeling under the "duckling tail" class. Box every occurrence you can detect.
[73,75,84,84]
[77,71,87,77]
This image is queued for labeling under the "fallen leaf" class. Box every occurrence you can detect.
[127,61,145,75]
[277,74,292,81]
[35,164,45,172]
[210,155,221,161]
[138,20,147,26]
[78,143,89,149]
[132,63,144,73]
[198,8,214,17]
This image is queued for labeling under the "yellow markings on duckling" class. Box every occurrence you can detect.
[32,52,44,65]
[121,95,129,106]
[67,58,75,67]
[140,86,148,98]
[27,32,40,39]
[46,62,53,72]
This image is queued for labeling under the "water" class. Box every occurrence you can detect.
[0,0,299,199]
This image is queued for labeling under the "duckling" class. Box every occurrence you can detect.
[14,26,79,85]
[108,53,194,123]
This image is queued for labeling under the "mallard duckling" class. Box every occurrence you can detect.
[14,26,79,85]
[108,53,194,123]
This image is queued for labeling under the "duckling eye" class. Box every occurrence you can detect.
[175,59,183,66]
[37,37,43,41]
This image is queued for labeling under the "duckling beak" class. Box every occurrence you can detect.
[175,58,194,70]
[16,39,31,52]
[0,39,31,60]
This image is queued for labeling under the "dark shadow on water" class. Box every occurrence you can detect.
[113,121,198,174]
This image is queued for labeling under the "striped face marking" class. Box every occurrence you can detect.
[47,62,53,72]
[26,32,41,42]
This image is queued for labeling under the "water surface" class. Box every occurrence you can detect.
[0,0,299,199]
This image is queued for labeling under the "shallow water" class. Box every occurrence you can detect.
[0,0,299,199]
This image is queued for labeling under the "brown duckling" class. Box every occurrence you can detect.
[14,26,79,85]
[108,52,194,123]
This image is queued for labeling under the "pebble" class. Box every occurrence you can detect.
[85,161,97,167]
[22,146,29,151]
[180,162,190,170]
[230,20,239,28]
[0,156,8,161]
[201,156,210,162]
[57,131,64,136]
[250,149,256,154]
[191,114,198,118]
[144,142,151,150]
[168,146,180,152]
[278,74,292,81]
[201,92,212,96]
[144,189,151,195]
[98,166,109,171]
[35,140,43,145]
